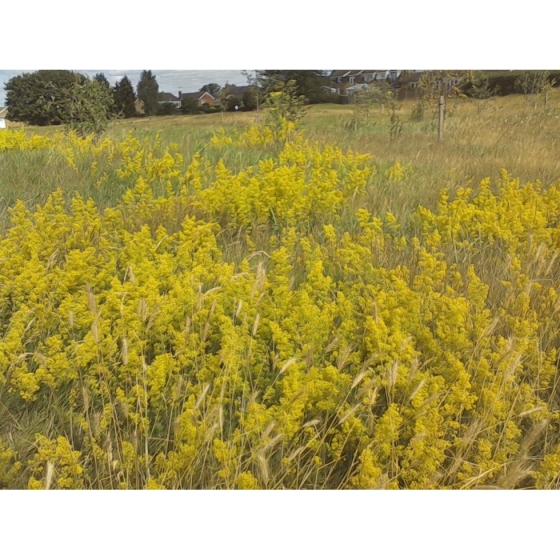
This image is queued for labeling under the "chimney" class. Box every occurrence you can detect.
[178,91,182,99]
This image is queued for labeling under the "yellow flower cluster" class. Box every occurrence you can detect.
[1,128,559,489]
[211,119,300,147]
[385,160,413,182]
[0,129,54,151]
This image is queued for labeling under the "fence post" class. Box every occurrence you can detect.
[438,95,445,141]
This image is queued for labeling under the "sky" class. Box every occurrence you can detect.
[0,70,250,106]
[2,10,556,108]
[3,11,556,108]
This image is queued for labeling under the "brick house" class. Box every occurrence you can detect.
[394,71,425,100]
[179,91,218,107]
[396,72,465,99]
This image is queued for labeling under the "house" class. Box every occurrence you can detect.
[398,71,424,90]
[329,71,402,94]
[396,72,465,99]
[220,86,254,105]
[0,106,8,129]
[157,92,182,108]
[179,90,218,108]
[222,85,252,97]
[395,71,425,99]
[346,83,371,96]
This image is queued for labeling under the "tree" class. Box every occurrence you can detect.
[200,83,221,97]
[242,89,258,111]
[347,84,388,130]
[265,80,305,126]
[222,94,242,112]
[468,72,499,100]
[113,76,137,118]
[60,78,114,139]
[4,70,87,126]
[256,70,329,101]
[416,70,471,139]
[181,97,199,114]
[466,72,499,113]
[157,102,178,116]
[137,70,159,116]
[515,71,556,109]
[94,73,114,113]
[218,85,243,112]
[94,73,111,90]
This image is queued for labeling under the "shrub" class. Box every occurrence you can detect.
[157,103,179,116]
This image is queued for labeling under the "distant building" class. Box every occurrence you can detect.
[179,91,219,107]
[327,70,466,101]
[329,70,402,94]
[221,85,252,98]
[0,106,8,129]
[155,91,219,112]
[157,92,182,108]
[398,71,424,90]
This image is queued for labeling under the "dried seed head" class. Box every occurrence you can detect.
[252,313,261,337]
[45,461,55,490]
[122,337,129,366]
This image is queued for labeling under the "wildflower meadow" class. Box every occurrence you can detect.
[1,96,560,489]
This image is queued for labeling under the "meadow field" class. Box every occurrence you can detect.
[1,92,560,489]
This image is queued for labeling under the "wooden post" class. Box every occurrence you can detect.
[438,95,445,141]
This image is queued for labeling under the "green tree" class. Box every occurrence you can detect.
[60,78,114,139]
[467,72,499,113]
[181,96,199,114]
[157,102,178,116]
[113,76,137,118]
[256,70,328,101]
[200,83,221,97]
[346,83,390,130]
[417,70,469,107]
[94,73,111,90]
[515,71,556,109]
[416,70,471,139]
[224,95,242,111]
[219,85,243,112]
[94,73,114,113]
[137,70,159,116]
[468,72,499,100]
[242,88,258,111]
[4,70,87,126]
[265,79,305,135]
